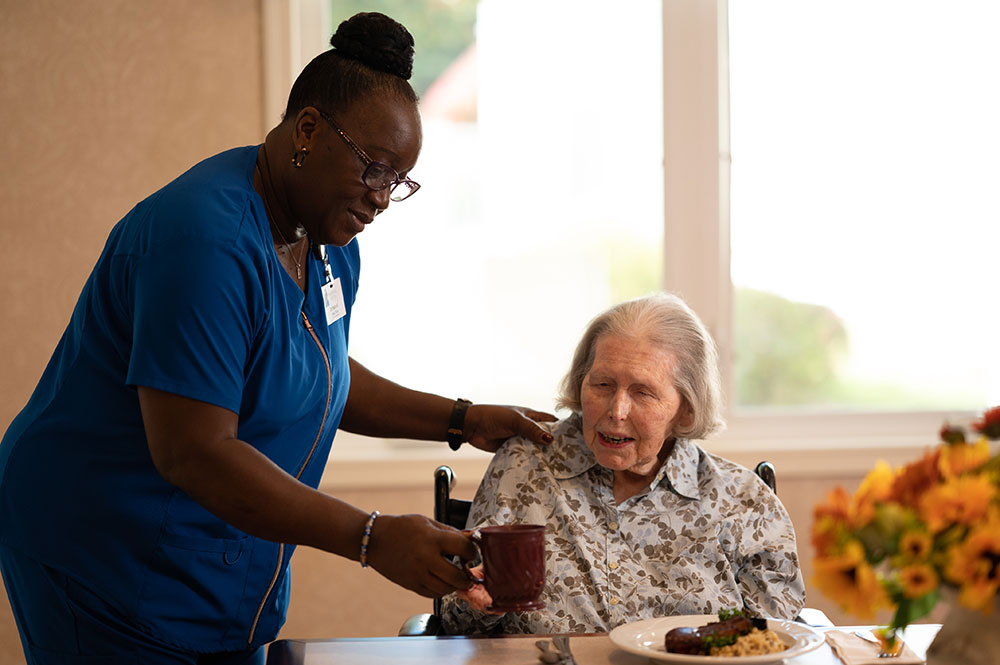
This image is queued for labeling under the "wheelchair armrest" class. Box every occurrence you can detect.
[398,612,443,636]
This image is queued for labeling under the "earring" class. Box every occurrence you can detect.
[291,147,309,168]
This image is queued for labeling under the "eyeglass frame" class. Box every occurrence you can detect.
[315,109,420,202]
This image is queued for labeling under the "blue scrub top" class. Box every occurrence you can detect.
[0,146,359,651]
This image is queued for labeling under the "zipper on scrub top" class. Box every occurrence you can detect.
[247,310,332,646]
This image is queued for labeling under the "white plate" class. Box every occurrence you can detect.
[608,615,825,664]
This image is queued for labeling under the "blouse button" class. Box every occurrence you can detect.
[609,561,619,570]
[610,596,621,605]
[609,522,619,532]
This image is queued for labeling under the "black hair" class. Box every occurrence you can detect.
[283,12,418,121]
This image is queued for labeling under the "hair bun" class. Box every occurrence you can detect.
[330,12,414,80]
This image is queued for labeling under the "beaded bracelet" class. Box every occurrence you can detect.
[359,510,380,568]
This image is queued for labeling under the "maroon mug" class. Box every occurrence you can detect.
[470,524,546,612]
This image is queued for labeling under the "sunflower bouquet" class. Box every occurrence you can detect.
[811,406,1000,645]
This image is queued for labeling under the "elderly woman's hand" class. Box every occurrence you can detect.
[456,565,505,614]
[463,405,556,452]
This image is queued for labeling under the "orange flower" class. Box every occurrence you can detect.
[944,510,1000,612]
[898,563,939,599]
[890,449,941,507]
[812,540,890,619]
[972,406,1000,439]
[812,487,853,554]
[918,474,996,533]
[938,437,991,478]
[815,486,852,523]
[898,529,933,560]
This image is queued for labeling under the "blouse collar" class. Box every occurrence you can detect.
[546,412,702,501]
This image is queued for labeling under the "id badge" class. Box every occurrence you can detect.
[322,277,346,325]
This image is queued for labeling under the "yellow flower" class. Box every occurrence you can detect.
[898,529,933,560]
[859,460,895,501]
[812,408,1000,629]
[959,581,998,614]
[812,540,890,619]
[944,509,1000,613]
[898,563,939,599]
[918,474,997,533]
[938,437,991,478]
[855,460,895,524]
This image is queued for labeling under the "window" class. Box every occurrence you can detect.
[664,1,996,465]
[728,0,1000,414]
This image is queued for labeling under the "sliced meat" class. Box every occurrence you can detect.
[663,626,704,655]
[664,615,754,654]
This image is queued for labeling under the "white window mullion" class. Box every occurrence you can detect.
[260,0,332,133]
[661,0,732,408]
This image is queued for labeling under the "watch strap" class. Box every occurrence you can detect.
[447,398,473,451]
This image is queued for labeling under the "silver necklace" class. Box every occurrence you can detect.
[255,149,305,280]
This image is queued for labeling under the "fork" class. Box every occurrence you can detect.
[854,630,903,658]
[552,636,579,665]
[535,637,578,665]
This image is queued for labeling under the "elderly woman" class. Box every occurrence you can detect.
[441,293,805,634]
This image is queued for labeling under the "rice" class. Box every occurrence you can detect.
[709,627,788,657]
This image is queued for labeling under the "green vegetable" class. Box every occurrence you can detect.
[702,633,739,649]
[717,608,746,621]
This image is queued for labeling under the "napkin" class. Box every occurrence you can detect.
[825,630,924,665]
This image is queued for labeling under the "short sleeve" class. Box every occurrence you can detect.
[125,238,263,413]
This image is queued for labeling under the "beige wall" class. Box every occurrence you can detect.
[0,1,262,662]
[0,0,264,430]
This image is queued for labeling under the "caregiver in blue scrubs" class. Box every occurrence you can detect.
[0,12,554,665]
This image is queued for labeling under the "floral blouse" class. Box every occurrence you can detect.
[440,413,805,634]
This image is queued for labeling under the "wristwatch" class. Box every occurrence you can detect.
[447,398,473,451]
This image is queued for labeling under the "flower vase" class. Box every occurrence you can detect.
[925,594,1000,665]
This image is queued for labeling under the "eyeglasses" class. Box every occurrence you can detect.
[317,109,420,202]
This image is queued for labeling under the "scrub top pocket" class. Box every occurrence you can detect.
[138,529,253,647]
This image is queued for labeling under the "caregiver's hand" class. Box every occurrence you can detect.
[365,514,478,598]
[464,405,557,453]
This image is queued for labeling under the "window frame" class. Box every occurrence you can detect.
[260,0,333,135]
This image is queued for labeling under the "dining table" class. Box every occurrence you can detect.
[265,623,941,665]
